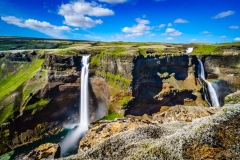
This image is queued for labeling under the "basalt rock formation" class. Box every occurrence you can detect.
[0,41,240,159]
[61,104,240,160]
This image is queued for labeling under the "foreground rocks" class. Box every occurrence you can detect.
[60,104,240,159]
[23,143,60,160]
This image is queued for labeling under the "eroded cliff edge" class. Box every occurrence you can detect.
[0,42,240,157]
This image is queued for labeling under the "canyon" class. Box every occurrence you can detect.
[0,38,240,159]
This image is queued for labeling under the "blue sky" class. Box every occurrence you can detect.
[0,0,240,43]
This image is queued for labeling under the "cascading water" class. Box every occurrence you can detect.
[198,59,220,106]
[186,47,194,54]
[60,55,90,156]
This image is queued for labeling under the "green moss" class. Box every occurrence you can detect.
[0,150,14,160]
[138,48,147,58]
[99,70,131,90]
[24,99,49,112]
[0,103,15,124]
[0,59,44,99]
[97,112,121,121]
[90,50,104,67]
[118,96,131,107]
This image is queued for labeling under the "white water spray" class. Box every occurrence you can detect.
[198,59,220,106]
[186,47,194,54]
[60,55,90,156]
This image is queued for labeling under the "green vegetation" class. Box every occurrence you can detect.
[118,96,131,107]
[90,50,104,67]
[0,59,44,99]
[138,48,147,58]
[0,103,16,124]
[192,45,218,54]
[100,70,131,90]
[0,150,14,160]
[24,99,49,114]
[56,47,78,55]
[98,112,120,121]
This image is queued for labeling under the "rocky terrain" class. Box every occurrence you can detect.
[0,37,240,159]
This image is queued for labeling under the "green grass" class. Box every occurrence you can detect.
[90,50,104,67]
[0,150,14,160]
[24,99,49,112]
[100,70,131,90]
[138,48,147,58]
[106,47,125,57]
[118,96,131,107]
[97,112,120,121]
[0,103,15,124]
[0,59,44,99]
[191,45,218,54]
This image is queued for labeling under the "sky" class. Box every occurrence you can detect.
[0,0,240,43]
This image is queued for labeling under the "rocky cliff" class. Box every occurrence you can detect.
[0,41,240,158]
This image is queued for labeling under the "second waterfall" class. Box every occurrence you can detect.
[198,59,220,107]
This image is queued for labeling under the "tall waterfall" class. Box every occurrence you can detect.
[198,59,220,106]
[60,55,90,156]
[80,55,90,128]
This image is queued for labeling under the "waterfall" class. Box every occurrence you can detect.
[80,55,90,128]
[198,59,220,106]
[60,55,90,156]
[186,47,194,54]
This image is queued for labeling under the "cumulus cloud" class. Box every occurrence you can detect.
[174,18,188,23]
[98,0,128,4]
[118,18,152,39]
[159,24,166,28]
[229,25,239,29]
[58,0,114,28]
[1,16,70,38]
[212,10,235,19]
[166,37,173,40]
[163,28,182,36]
[234,37,240,41]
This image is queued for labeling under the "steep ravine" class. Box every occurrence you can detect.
[0,49,239,158]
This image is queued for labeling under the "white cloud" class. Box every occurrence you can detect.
[149,33,156,37]
[219,36,226,39]
[165,28,182,36]
[116,18,153,40]
[58,0,114,28]
[174,18,188,23]
[159,24,166,28]
[122,18,151,35]
[168,23,172,27]
[190,39,197,41]
[166,37,173,40]
[98,0,128,4]
[229,26,239,29]
[234,37,240,41]
[212,10,235,19]
[1,16,70,39]
[201,31,213,36]
[84,34,103,40]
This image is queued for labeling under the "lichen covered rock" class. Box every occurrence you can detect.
[61,104,240,160]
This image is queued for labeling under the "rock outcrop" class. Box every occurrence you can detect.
[22,143,60,160]
[61,104,240,160]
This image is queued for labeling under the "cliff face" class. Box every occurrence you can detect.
[202,55,240,105]
[0,53,109,155]
[126,55,203,116]
[0,44,240,157]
